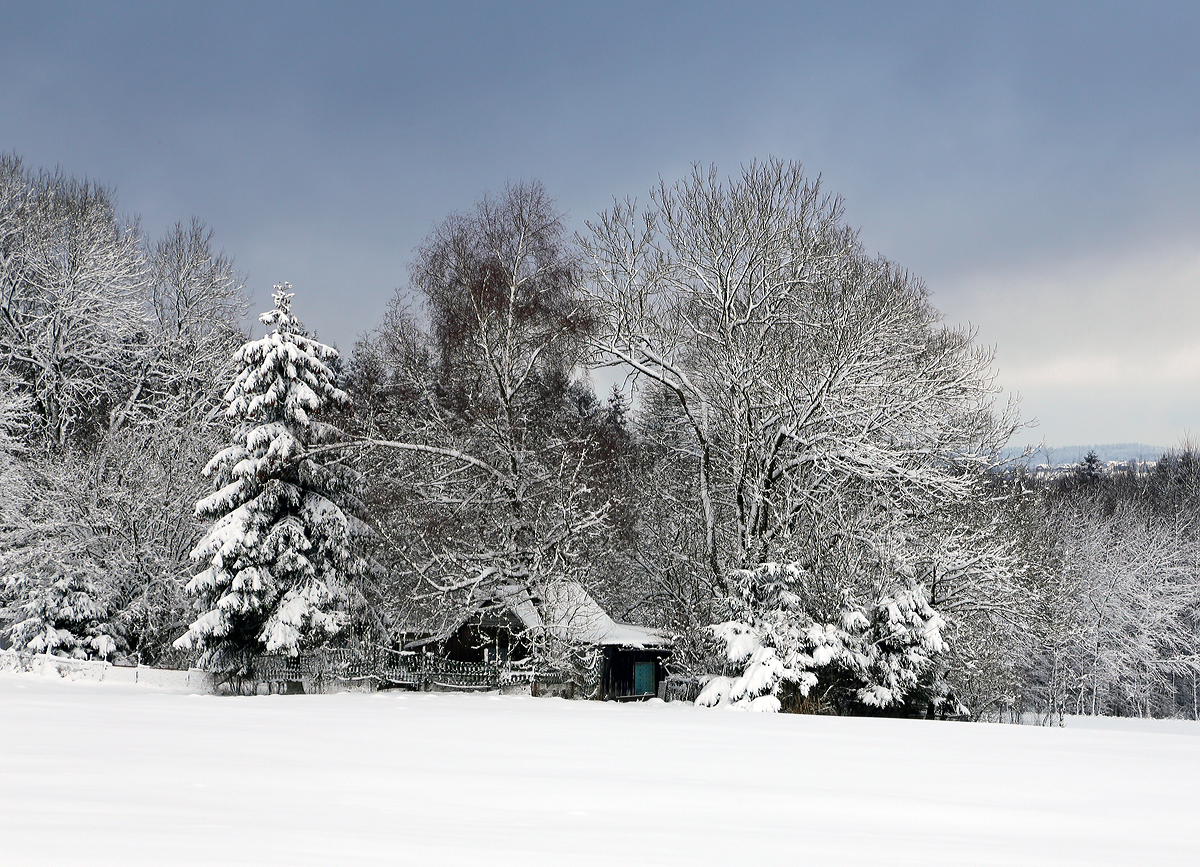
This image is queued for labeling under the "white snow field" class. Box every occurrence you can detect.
[2,672,1198,866]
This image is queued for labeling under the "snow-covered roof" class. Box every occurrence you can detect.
[492,582,672,649]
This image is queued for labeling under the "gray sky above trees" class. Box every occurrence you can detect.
[2,0,1197,450]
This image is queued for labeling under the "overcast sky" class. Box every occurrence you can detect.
[2,1,1197,450]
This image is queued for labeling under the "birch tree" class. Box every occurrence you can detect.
[350,182,624,669]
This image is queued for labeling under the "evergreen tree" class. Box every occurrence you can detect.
[174,285,366,674]
[1075,450,1104,487]
[8,568,121,659]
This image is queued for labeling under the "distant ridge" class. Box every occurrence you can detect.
[1011,443,1169,465]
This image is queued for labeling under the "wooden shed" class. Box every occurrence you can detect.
[435,581,673,700]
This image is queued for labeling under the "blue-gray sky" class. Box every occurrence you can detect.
[2,1,1198,450]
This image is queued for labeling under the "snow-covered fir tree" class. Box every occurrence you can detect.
[8,569,120,659]
[174,285,367,674]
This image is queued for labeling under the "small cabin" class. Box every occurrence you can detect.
[435,581,672,700]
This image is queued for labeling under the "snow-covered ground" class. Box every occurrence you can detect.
[2,672,1197,866]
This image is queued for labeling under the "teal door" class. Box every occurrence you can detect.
[634,661,655,695]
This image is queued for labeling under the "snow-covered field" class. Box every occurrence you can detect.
[2,672,1197,866]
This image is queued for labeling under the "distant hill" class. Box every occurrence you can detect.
[1008,443,1169,465]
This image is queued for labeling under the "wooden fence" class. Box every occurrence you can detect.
[252,649,502,692]
[3,647,606,699]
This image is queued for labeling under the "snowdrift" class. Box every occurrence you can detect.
[1,672,1197,866]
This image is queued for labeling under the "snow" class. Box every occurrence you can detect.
[2,672,1198,866]
[495,581,672,648]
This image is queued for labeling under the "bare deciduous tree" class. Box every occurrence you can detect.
[581,160,1021,709]
[0,154,147,449]
[350,182,621,673]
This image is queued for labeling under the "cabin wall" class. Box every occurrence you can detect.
[601,647,670,700]
[440,623,521,664]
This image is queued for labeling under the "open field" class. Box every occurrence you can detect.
[1,672,1197,866]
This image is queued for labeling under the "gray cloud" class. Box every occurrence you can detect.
[2,1,1197,447]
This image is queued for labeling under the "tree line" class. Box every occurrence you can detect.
[1,152,1197,720]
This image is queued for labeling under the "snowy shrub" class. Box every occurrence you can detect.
[175,286,369,674]
[697,562,945,714]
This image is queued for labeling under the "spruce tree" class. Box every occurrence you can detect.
[175,285,364,674]
[9,569,120,660]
